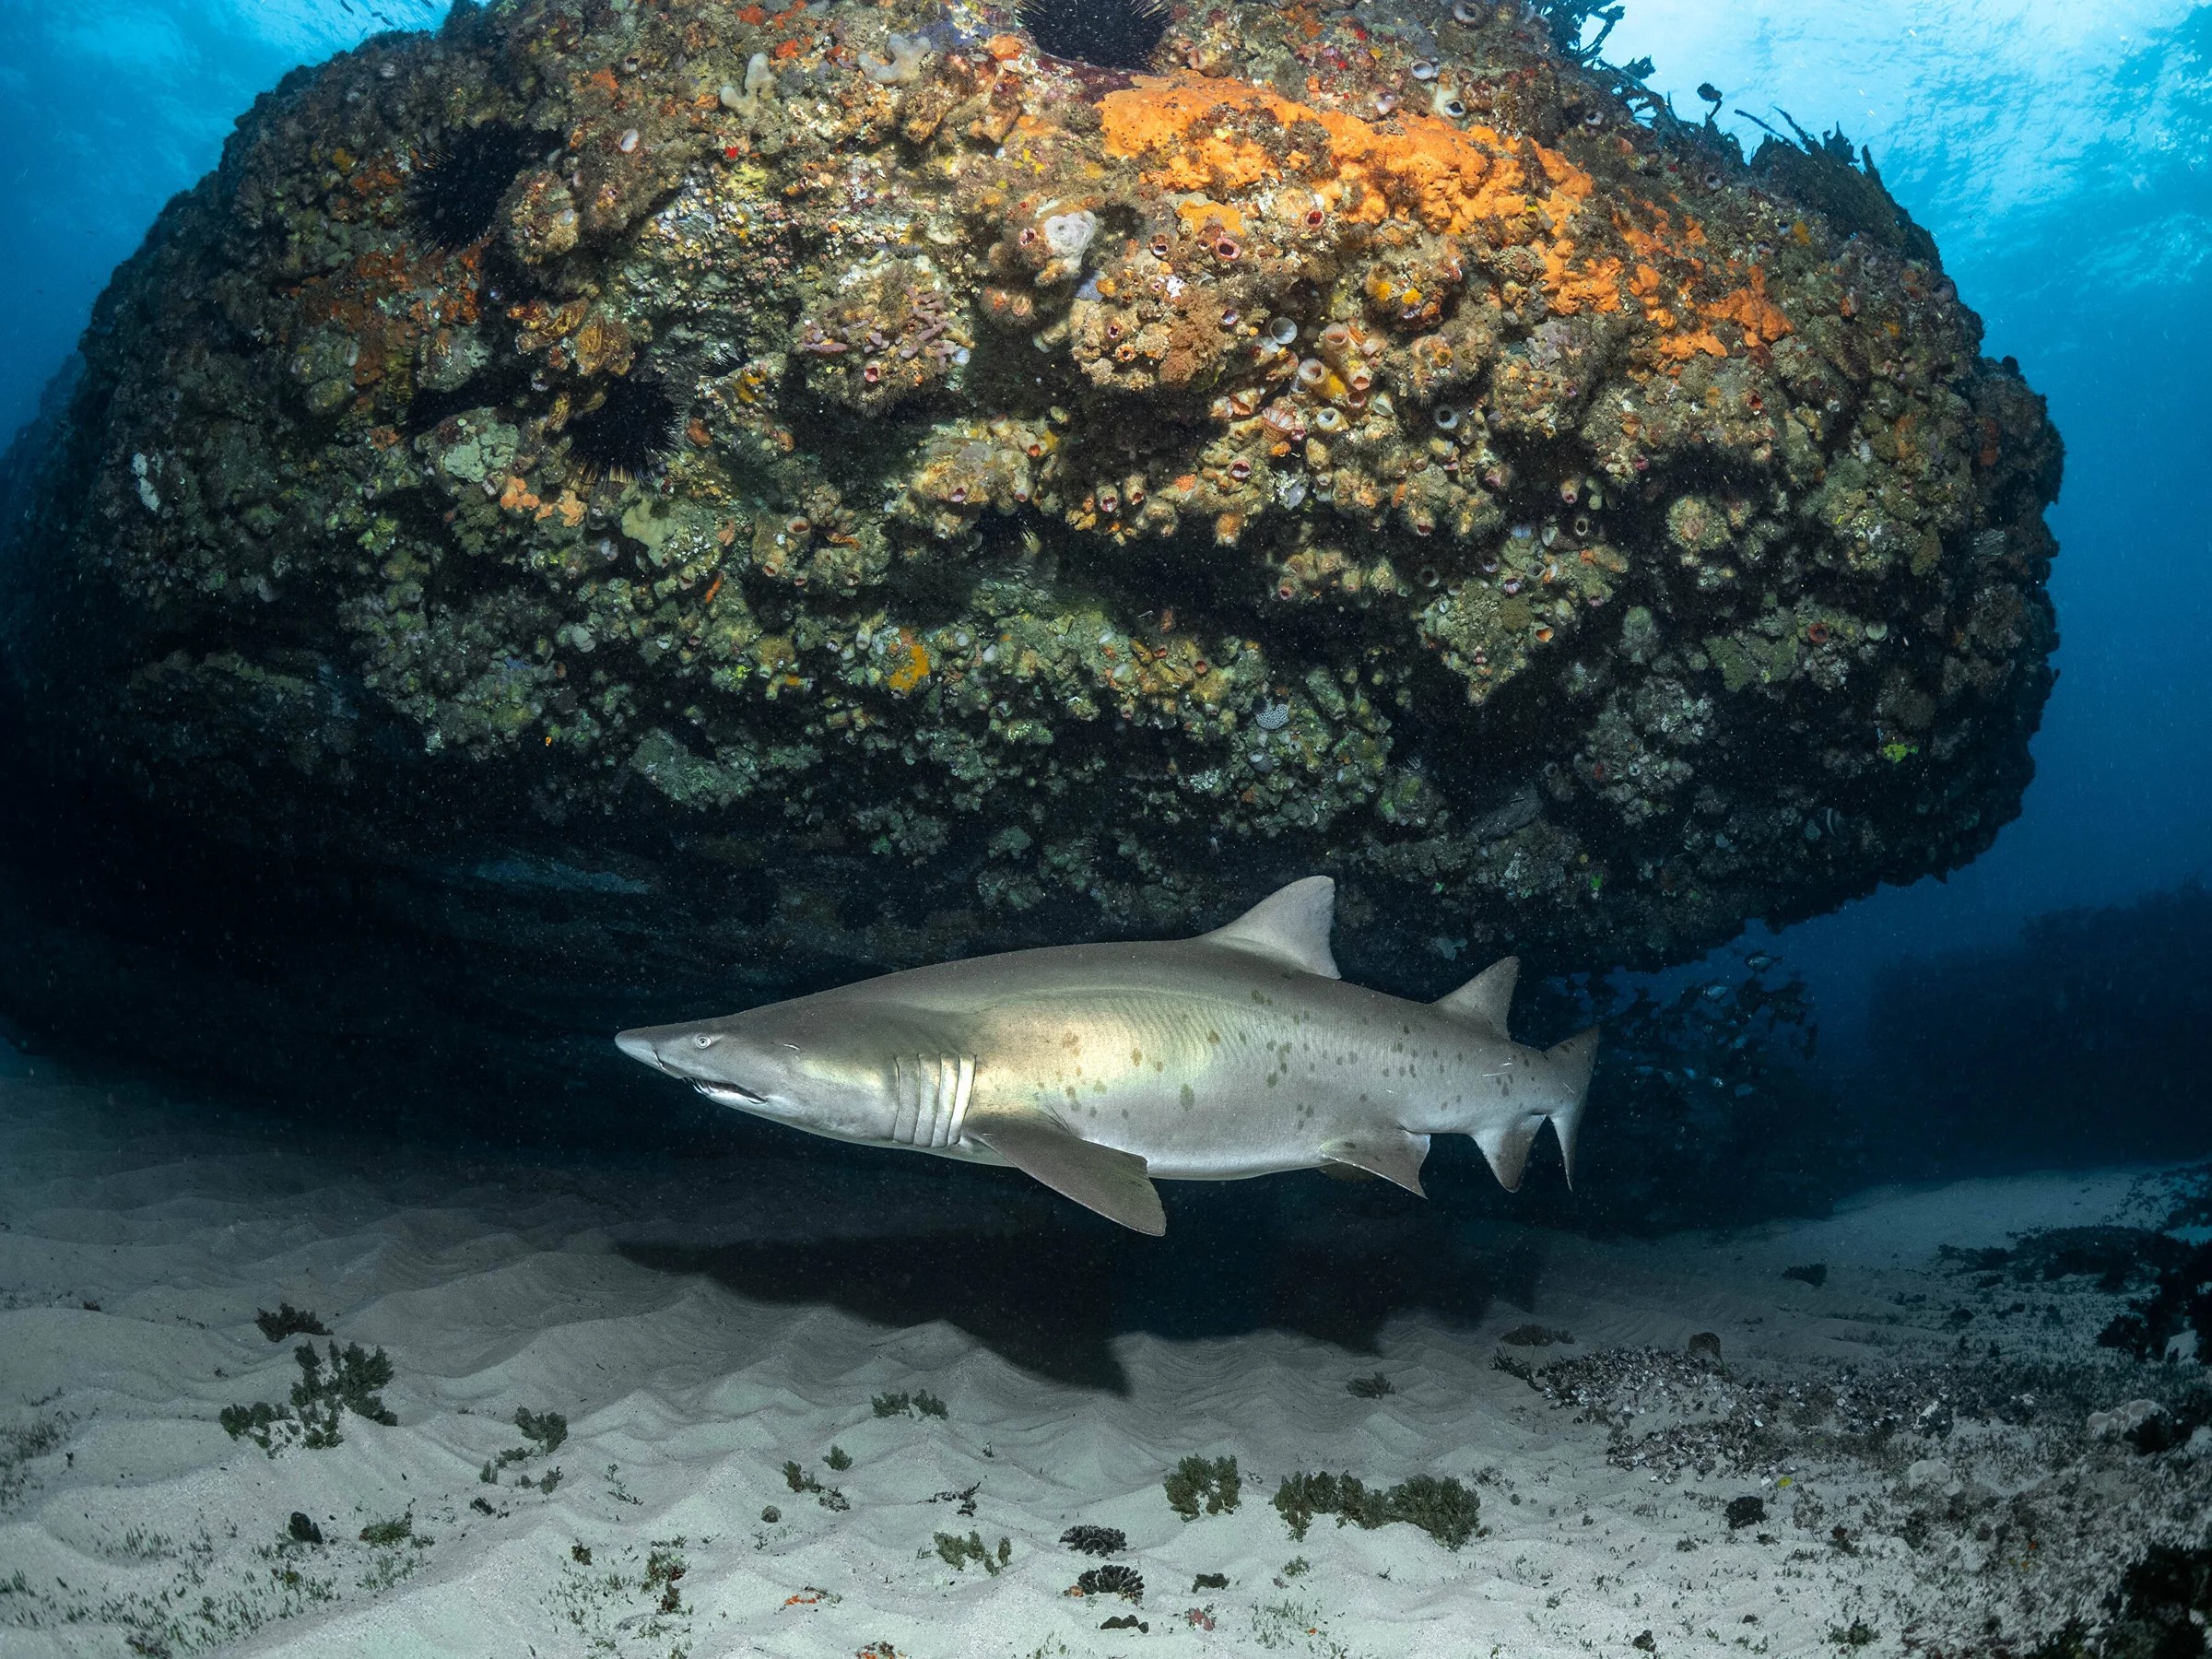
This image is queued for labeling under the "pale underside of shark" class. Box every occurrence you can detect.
[617,877,1596,1235]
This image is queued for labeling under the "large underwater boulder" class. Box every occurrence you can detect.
[0,0,2058,1130]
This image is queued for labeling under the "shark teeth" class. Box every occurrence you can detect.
[695,1081,765,1108]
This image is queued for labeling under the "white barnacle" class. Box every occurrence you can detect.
[859,31,931,86]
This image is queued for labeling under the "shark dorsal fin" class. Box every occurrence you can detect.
[1205,877,1340,979]
[1435,956,1519,1038]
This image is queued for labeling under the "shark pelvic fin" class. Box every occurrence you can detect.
[1319,1131,1431,1196]
[969,1112,1167,1236]
[1473,1113,1547,1192]
[1205,876,1340,979]
[1434,956,1520,1039]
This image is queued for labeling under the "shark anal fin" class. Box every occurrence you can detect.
[1473,1114,1546,1192]
[969,1113,1167,1236]
[1319,1132,1431,1197]
[1205,876,1341,979]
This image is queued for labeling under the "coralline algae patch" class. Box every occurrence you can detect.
[0,0,2060,987]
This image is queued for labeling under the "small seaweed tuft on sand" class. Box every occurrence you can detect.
[1273,1470,1481,1551]
[933,1531,1010,1574]
[782,1459,850,1512]
[220,1342,395,1454]
[1491,1351,1536,1383]
[253,1303,330,1342]
[1500,1324,1575,1347]
[871,1389,948,1419]
[358,1512,414,1547]
[1060,1524,1125,1556]
[644,1542,686,1614]
[554,1535,693,1652]
[482,1406,568,1485]
[514,1407,567,1453]
[0,1413,69,1509]
[1164,1454,1241,1521]
[296,1343,397,1447]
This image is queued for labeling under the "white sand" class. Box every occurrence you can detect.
[1,1052,2205,1658]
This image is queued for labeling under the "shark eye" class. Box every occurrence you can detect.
[692,1033,720,1050]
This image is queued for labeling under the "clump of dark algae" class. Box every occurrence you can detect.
[0,0,2061,1151]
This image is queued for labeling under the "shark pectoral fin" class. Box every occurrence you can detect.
[969,1115,1167,1237]
[1473,1113,1546,1192]
[1319,1132,1431,1197]
[1434,956,1519,1039]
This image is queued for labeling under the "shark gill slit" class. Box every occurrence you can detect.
[894,1053,974,1147]
[892,1055,923,1145]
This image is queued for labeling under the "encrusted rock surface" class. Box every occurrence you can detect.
[0,0,2059,1118]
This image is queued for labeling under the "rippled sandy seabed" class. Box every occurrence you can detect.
[2,1055,2206,1659]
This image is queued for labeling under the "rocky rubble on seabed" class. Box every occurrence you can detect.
[0,0,2059,1122]
[1500,1215,2212,1656]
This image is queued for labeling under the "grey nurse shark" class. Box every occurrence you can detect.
[616,877,1595,1235]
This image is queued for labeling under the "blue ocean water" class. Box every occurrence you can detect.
[3,0,2204,1065]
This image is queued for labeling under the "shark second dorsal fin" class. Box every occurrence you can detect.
[968,1112,1168,1236]
[1435,956,1519,1039]
[1205,876,1340,979]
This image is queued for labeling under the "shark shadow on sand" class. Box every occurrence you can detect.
[616,1189,1551,1394]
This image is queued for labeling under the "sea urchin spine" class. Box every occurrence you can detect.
[1018,0,1171,72]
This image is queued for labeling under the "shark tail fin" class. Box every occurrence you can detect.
[1543,1027,1599,1189]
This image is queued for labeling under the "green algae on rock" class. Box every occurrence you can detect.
[0,0,2057,1122]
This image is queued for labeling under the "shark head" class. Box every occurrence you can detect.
[615,998,900,1143]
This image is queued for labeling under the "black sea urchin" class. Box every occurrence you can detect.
[1018,0,1169,71]
[410,123,558,251]
[564,375,680,482]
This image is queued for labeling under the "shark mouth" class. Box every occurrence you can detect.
[693,1081,767,1109]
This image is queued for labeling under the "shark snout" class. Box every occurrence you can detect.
[615,1028,669,1072]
